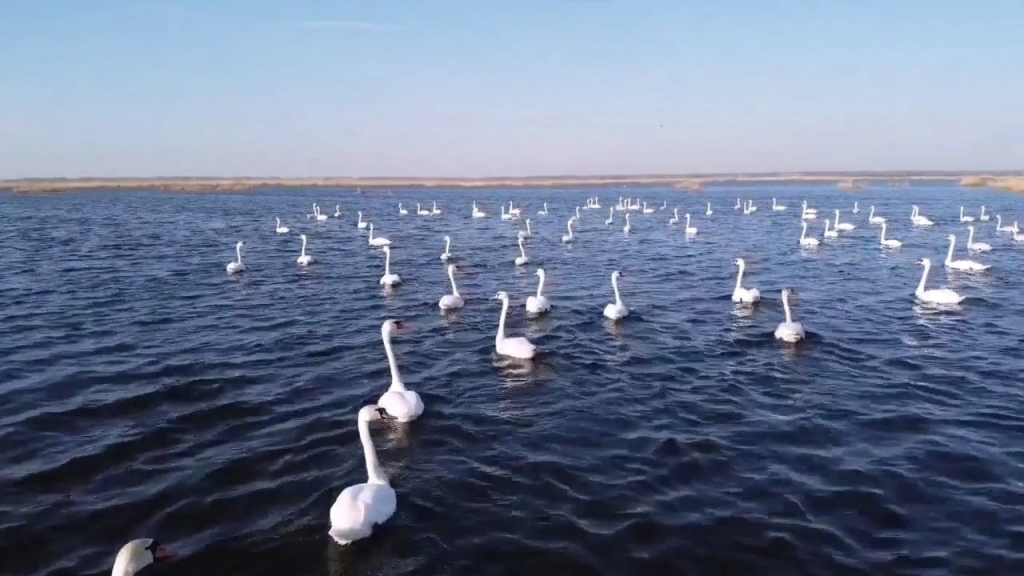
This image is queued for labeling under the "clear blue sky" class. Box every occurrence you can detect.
[1,0,1022,178]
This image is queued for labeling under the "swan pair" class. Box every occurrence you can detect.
[603,271,628,320]
[111,538,173,576]
[801,201,817,220]
[774,288,805,343]
[995,215,1019,233]
[313,203,328,221]
[944,234,989,271]
[275,218,289,234]
[915,258,965,304]
[226,241,246,274]
[379,246,401,286]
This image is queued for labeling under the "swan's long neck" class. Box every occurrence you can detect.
[625,213,630,226]
[834,211,840,226]
[358,416,387,485]
[997,215,1002,226]
[445,237,451,252]
[734,263,744,291]
[869,206,875,218]
[536,273,545,297]
[383,331,405,391]
[917,261,930,294]
[609,207,613,217]
[358,212,363,223]
[981,206,986,216]
[368,225,374,240]
[276,217,280,226]
[526,220,531,233]
[685,214,691,226]
[960,206,964,218]
[673,208,678,218]
[449,267,460,297]
[946,236,955,263]
[880,222,886,241]
[782,292,793,324]
[300,237,307,256]
[566,220,573,235]
[800,222,807,240]
[496,297,508,341]
[968,227,974,244]
[384,249,391,274]
[518,238,526,257]
[235,244,242,262]
[612,275,623,305]
[824,220,830,232]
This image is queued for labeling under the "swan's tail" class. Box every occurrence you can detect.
[329,525,370,545]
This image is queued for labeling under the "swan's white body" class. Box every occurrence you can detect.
[328,405,397,545]
[833,209,856,231]
[602,271,628,320]
[879,222,902,248]
[376,320,422,421]
[517,218,532,239]
[562,218,574,243]
[684,213,697,235]
[111,539,172,576]
[731,258,761,303]
[514,236,530,266]
[979,205,990,221]
[226,241,246,274]
[431,201,441,215]
[357,211,368,229]
[705,202,713,216]
[508,201,521,217]
[379,246,402,286]
[911,205,934,226]
[275,218,289,234]
[525,268,552,314]
[801,200,818,215]
[493,291,536,359]
[852,201,860,214]
[1013,229,1024,242]
[440,235,453,261]
[772,197,787,211]
[501,205,513,220]
[996,214,1016,232]
[944,234,989,271]
[959,206,974,223]
[605,207,614,225]
[868,205,886,224]
[799,221,819,247]
[668,208,679,225]
[966,225,992,252]
[915,258,965,304]
[315,204,328,221]
[774,288,805,343]
[537,202,549,215]
[439,264,464,310]
[368,223,391,247]
[622,212,632,234]
[398,203,408,215]
[296,234,314,265]
[417,203,430,216]
[472,202,486,218]
[642,202,654,214]
[823,219,838,239]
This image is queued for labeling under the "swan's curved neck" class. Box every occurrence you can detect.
[734,263,744,291]
[359,416,388,485]
[518,238,526,257]
[968,227,974,243]
[612,276,622,305]
[981,206,986,216]
[300,237,307,256]
[997,215,1002,225]
[526,220,531,233]
[566,220,573,234]
[685,213,691,226]
[496,298,509,341]
[880,223,886,241]
[384,249,391,274]
[834,211,840,226]
[276,218,280,225]
[368,225,374,239]
[800,222,807,240]
[782,292,793,324]
[383,330,405,391]
[236,244,242,262]
[960,206,964,217]
[449,267,460,297]
[357,212,362,222]
[445,237,451,251]
[674,208,678,217]
[917,261,930,293]
[945,236,955,263]
[536,273,545,297]
[869,206,875,218]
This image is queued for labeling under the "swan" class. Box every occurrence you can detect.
[603,271,628,320]
[525,268,552,314]
[799,220,819,247]
[774,288,805,343]
[622,212,632,234]
[660,200,667,210]
[605,207,614,225]
[996,214,1016,232]
[376,320,422,420]
[574,206,582,221]
[537,202,549,215]
[868,205,886,224]
[416,203,430,216]
[615,198,626,211]
[472,202,486,218]
[562,218,574,243]
[879,221,902,248]
[668,208,679,225]
[328,405,397,545]
[823,219,838,239]
[398,203,408,215]
[734,198,742,210]
[731,258,761,303]
[514,236,530,266]
[911,205,933,226]
[508,201,521,217]
[517,218,532,239]
[500,205,513,221]
[801,205,817,220]
[439,235,453,261]
[431,201,441,215]
[368,223,391,247]
[944,234,989,271]
[226,241,246,274]
[801,200,818,215]
[746,200,757,213]
[111,538,173,576]
[275,218,290,234]
[1013,229,1024,242]
[315,204,328,221]
[852,201,860,214]
[642,202,654,214]
[833,209,856,231]
[296,234,314,265]
[594,198,603,209]
[959,206,975,223]
[684,213,697,235]
[705,202,713,216]
[979,205,990,221]
[772,197,787,211]
[357,211,368,229]
[966,225,992,252]
[334,205,342,218]
[379,246,402,286]
[915,258,965,304]
[492,291,536,359]
[438,264,464,310]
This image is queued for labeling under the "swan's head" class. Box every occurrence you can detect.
[917,258,931,266]
[492,291,510,301]
[535,268,545,277]
[968,225,974,231]
[684,213,691,218]
[300,234,307,240]
[781,287,797,298]
[444,235,450,241]
[947,234,955,240]
[611,270,623,280]
[235,241,244,248]
[358,404,393,423]
[113,538,172,575]
[733,257,745,266]
[381,319,404,338]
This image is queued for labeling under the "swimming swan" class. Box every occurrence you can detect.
[472,202,486,218]
[376,320,422,421]
[315,204,328,221]
[440,235,453,261]
[669,208,679,225]
[879,221,902,248]
[514,236,530,266]
[772,197,787,211]
[492,291,536,359]
[275,218,289,234]
[357,211,368,229]
[605,207,614,225]
[297,234,314,265]
[500,205,513,221]
[368,223,391,247]
[431,201,441,215]
[966,225,992,252]
[944,234,989,271]
[868,205,886,224]
[852,201,860,214]
[111,538,173,576]
[602,270,628,320]
[915,258,965,304]
[684,213,697,235]
[537,202,549,215]
[226,241,246,274]
[439,264,464,310]
[643,202,654,214]
[525,268,551,314]
[379,246,402,286]
[996,214,1016,232]
[731,258,761,303]
[959,206,975,223]
[517,218,532,239]
[334,205,342,218]
[833,209,856,231]
[417,203,430,216]
[398,203,408,215]
[562,218,574,243]
[799,221,819,247]
[328,405,397,545]
[623,213,632,234]
[508,201,521,217]
[911,205,933,226]
[706,202,713,216]
[774,288,805,343]
[823,219,838,239]
[979,205,990,221]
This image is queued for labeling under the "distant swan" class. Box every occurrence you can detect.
[602,270,628,320]
[315,204,328,222]
[328,405,396,545]
[357,211,368,229]
[296,234,314,265]
[575,206,582,220]
[734,198,742,210]
[517,218,532,239]
[334,205,342,218]
[275,218,289,234]
[996,214,1016,232]
[799,220,819,247]
[684,213,697,235]
[537,202,548,215]
[823,219,838,239]
[731,258,761,303]
[833,209,855,231]
[852,201,860,214]
[772,197,787,211]
[431,201,441,215]
[622,212,632,234]
[398,203,408,215]
[774,288,805,343]
[500,205,512,220]
[979,205,990,221]
[705,202,713,216]
[379,246,402,286]
[944,234,989,271]
[868,205,885,224]
[915,258,965,304]
[668,208,679,225]
[368,223,391,247]
[642,202,654,214]
[514,236,530,266]
[959,206,974,223]
[966,225,992,252]
[438,264,464,310]
[376,320,422,421]
[879,221,902,248]
[472,202,486,218]
[508,201,521,217]
[911,205,933,226]
[111,538,172,576]
[562,218,574,243]
[605,207,614,225]
[440,235,453,261]
[226,241,246,274]
[525,268,551,314]
[417,203,430,216]
[492,291,536,359]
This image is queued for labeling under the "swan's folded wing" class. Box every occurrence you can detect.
[330,485,371,542]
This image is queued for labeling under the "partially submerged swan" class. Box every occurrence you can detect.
[525,268,552,314]
[379,245,402,286]
[329,405,397,545]
[376,320,423,421]
[296,234,314,265]
[111,538,172,576]
[915,258,965,304]
[439,264,464,310]
[603,270,628,320]
[944,234,989,271]
[774,288,805,343]
[226,241,245,274]
[514,236,530,266]
[492,291,536,359]
[731,258,761,303]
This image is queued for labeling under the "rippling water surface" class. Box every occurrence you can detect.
[2,183,1024,576]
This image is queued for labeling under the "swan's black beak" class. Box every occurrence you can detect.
[147,539,173,562]
[375,407,395,420]
[392,320,404,330]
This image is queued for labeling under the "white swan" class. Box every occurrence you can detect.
[602,270,628,320]
[684,213,697,235]
[668,208,679,225]
[959,206,975,223]
[799,220,819,247]
[508,201,521,217]
[574,206,582,221]
[868,205,885,224]
[226,241,246,274]
[915,258,965,304]
[439,235,453,261]
[966,225,992,252]
[472,202,486,218]
[537,202,549,215]
[315,203,328,221]
[852,201,860,214]
[911,205,933,226]
[111,538,172,576]
[328,405,397,545]
[605,207,614,225]
[275,218,289,234]
[801,200,818,215]
[833,209,856,231]
[705,202,713,216]
[746,200,757,213]
[334,205,342,218]
[439,264,464,310]
[416,203,430,216]
[823,219,838,239]
[996,214,1016,232]
[525,268,552,314]
[368,223,391,247]
[879,222,902,248]
[376,320,422,420]
[431,201,441,215]
[1013,228,1024,242]
[398,203,408,215]
[517,218,532,239]
[357,211,368,229]
[622,212,632,234]
[944,234,989,271]
[514,236,530,266]
[379,246,402,286]
[642,202,654,214]
[297,234,314,265]
[772,197,787,211]
[731,258,761,303]
[492,291,536,359]
[734,198,742,210]
[660,200,666,210]
[801,205,817,220]
[979,205,990,221]
[562,218,574,243]
[774,288,805,343]
[500,205,512,221]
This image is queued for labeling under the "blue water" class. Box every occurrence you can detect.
[2,183,1023,576]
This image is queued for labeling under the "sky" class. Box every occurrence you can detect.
[1,0,1022,178]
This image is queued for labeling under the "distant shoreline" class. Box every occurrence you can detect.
[2,172,1022,194]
